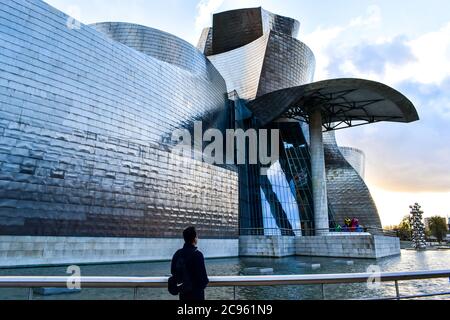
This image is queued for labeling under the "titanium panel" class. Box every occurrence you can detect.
[339,147,366,179]
[323,132,382,229]
[257,31,315,97]
[212,7,264,55]
[207,34,270,100]
[261,8,300,38]
[0,0,238,239]
[91,22,214,75]
[197,27,213,56]
[210,7,301,55]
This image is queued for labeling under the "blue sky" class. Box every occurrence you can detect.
[44,0,450,226]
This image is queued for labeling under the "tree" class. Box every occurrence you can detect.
[387,216,413,241]
[396,215,412,241]
[427,216,448,243]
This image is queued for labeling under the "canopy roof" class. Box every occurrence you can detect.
[247,78,419,130]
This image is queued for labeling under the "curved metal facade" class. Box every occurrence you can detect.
[199,7,391,233]
[256,32,315,96]
[202,8,316,235]
[324,132,382,228]
[91,22,213,74]
[205,8,315,101]
[339,147,366,179]
[261,8,300,38]
[0,1,412,242]
[207,34,270,100]
[0,0,238,239]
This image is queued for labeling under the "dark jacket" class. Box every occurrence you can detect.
[170,243,209,301]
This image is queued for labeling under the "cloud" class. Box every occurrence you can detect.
[315,21,450,86]
[302,26,344,80]
[302,5,450,195]
[326,35,416,77]
[349,4,381,28]
[385,22,450,85]
[195,0,224,31]
[303,5,384,81]
[304,3,450,87]
[337,77,450,193]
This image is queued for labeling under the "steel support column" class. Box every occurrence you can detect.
[309,109,329,235]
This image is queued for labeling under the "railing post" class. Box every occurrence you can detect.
[394,281,400,300]
[28,288,33,300]
[133,287,139,300]
[321,283,325,300]
[233,286,236,300]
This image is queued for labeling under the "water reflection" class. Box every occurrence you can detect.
[0,250,448,300]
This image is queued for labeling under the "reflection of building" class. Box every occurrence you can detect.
[0,2,419,265]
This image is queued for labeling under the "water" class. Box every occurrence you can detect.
[0,250,449,300]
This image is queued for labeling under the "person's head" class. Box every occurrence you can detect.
[183,226,198,245]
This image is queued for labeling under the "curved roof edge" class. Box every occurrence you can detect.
[247,78,420,128]
[90,22,211,74]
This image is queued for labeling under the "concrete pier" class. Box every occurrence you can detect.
[239,235,401,259]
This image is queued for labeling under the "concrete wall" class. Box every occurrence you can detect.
[0,235,401,267]
[240,235,400,259]
[0,236,239,268]
[296,234,400,259]
[239,236,295,257]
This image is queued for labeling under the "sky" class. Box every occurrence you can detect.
[44,0,450,226]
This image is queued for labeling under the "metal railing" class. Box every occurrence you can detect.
[240,227,398,237]
[0,270,449,300]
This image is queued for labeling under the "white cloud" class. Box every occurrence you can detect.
[195,0,224,31]
[303,5,450,223]
[302,26,344,80]
[303,5,382,81]
[304,3,450,87]
[349,4,381,28]
[384,22,450,85]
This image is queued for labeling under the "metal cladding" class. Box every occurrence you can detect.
[0,1,419,240]
[245,78,418,230]
[324,132,382,228]
[203,7,315,100]
[0,0,238,239]
[209,7,300,55]
[91,22,213,74]
[339,147,366,179]
[199,8,418,233]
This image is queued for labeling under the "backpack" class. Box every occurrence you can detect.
[168,249,196,296]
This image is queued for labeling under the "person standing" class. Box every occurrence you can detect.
[170,226,209,301]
